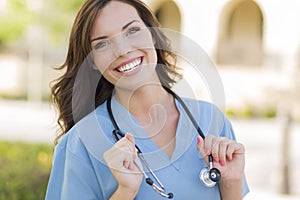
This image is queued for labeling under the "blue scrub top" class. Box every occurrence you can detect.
[46,97,249,199]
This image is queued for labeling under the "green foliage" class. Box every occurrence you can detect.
[225,107,277,119]
[225,108,236,118]
[39,0,84,45]
[263,108,277,118]
[0,0,33,45]
[240,107,254,118]
[0,92,27,100]
[0,141,53,200]
[51,0,83,12]
[0,0,84,46]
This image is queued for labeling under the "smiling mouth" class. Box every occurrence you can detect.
[116,57,142,73]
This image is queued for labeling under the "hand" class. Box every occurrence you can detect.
[103,133,143,197]
[197,134,245,182]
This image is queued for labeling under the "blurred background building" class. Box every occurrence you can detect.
[146,0,300,118]
[0,0,299,199]
[1,0,299,116]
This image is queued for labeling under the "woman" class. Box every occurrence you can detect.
[46,0,249,199]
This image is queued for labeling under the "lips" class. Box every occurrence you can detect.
[115,57,142,73]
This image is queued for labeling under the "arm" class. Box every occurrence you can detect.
[104,134,143,200]
[219,179,243,200]
[197,135,246,200]
[110,186,137,200]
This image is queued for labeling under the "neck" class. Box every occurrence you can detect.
[115,84,177,129]
[115,84,170,109]
[114,85,179,157]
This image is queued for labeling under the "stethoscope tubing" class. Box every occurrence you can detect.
[112,129,167,192]
[106,86,221,198]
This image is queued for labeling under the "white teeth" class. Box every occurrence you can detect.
[117,58,142,72]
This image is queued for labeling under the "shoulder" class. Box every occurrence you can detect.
[182,98,224,118]
[55,102,114,163]
[47,102,114,199]
[54,125,90,165]
[181,98,234,138]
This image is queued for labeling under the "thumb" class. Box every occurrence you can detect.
[125,133,135,145]
[125,133,137,158]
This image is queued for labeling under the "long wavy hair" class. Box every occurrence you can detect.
[51,0,182,144]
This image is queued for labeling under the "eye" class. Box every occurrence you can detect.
[94,40,110,50]
[126,27,141,37]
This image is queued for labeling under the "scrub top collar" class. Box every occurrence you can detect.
[110,96,198,171]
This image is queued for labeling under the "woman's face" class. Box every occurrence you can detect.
[90,1,158,91]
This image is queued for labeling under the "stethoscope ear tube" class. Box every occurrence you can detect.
[112,128,174,198]
[107,87,222,199]
[163,86,222,186]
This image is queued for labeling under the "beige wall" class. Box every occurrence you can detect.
[144,0,300,112]
[146,0,299,69]
[0,0,299,108]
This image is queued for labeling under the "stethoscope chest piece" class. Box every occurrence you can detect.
[107,87,222,198]
[199,167,221,187]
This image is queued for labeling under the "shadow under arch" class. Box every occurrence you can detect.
[216,0,264,66]
[147,0,182,32]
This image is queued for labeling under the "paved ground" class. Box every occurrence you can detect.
[0,100,56,143]
[232,118,300,200]
[0,100,299,199]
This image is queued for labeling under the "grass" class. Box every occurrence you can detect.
[0,141,53,200]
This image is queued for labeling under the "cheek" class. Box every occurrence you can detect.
[93,54,112,74]
[92,54,118,84]
[145,47,158,65]
[131,29,156,54]
[133,40,157,62]
[142,40,157,64]
[134,38,153,49]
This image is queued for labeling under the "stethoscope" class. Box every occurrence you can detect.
[106,86,221,199]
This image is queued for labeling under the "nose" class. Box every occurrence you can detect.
[113,35,132,57]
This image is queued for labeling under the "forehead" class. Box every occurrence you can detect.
[91,1,143,36]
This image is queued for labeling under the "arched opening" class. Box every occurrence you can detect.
[154,1,182,32]
[217,0,264,66]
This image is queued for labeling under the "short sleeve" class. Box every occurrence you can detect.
[45,131,102,200]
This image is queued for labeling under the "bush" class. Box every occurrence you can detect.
[0,141,53,200]
[225,106,278,119]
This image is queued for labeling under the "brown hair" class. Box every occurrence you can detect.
[51,0,182,144]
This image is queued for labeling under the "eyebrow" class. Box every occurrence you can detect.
[90,20,139,43]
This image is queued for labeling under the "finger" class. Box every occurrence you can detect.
[218,139,230,166]
[104,147,126,170]
[105,137,136,171]
[125,133,137,154]
[226,141,236,161]
[103,148,115,167]
[197,136,206,157]
[125,133,135,145]
[122,151,132,169]
[211,137,221,163]
[113,144,133,170]
[204,134,213,155]
[115,138,134,154]
[235,143,245,154]
[124,133,137,169]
